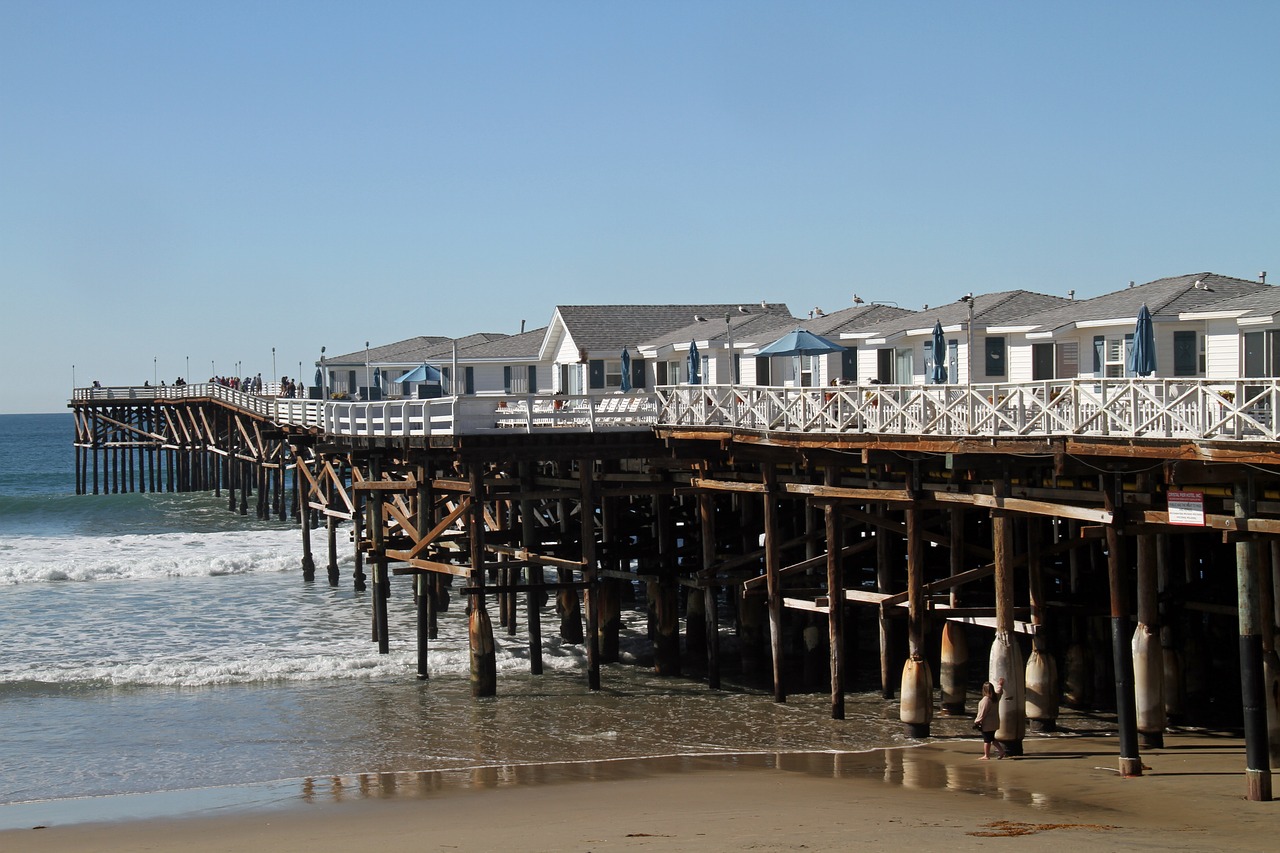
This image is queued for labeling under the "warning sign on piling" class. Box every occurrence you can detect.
[1167,491,1205,526]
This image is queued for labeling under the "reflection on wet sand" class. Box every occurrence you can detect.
[297,746,1086,811]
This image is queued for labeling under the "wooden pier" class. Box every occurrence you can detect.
[70,379,1280,801]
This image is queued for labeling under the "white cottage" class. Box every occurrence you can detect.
[990,274,1269,382]
[843,291,1070,385]
[1178,283,1280,380]
[543,304,792,394]
[635,304,796,386]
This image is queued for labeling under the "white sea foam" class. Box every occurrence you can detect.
[0,528,305,585]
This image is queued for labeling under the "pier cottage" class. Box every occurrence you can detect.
[846,290,1071,386]
[1178,282,1280,381]
[70,275,1280,802]
[992,273,1269,382]
[634,303,795,386]
[542,304,792,393]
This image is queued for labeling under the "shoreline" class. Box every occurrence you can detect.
[4,729,1275,852]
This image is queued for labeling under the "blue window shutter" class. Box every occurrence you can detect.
[527,365,538,393]
[503,365,512,392]
[464,366,475,395]
[1093,336,1104,377]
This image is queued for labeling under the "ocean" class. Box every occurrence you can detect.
[0,412,929,829]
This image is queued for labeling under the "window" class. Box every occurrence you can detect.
[984,337,1006,378]
[895,348,914,383]
[1094,335,1133,378]
[604,360,623,388]
[1173,331,1197,377]
[800,354,817,387]
[1242,331,1280,377]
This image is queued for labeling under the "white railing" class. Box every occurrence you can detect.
[73,385,661,437]
[655,379,1280,441]
[284,393,661,437]
[72,383,277,418]
[77,379,1280,442]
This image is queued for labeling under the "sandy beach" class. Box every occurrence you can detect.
[4,729,1274,853]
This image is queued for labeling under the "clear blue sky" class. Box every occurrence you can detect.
[2,1,1276,413]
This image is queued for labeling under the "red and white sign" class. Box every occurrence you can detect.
[1167,490,1205,526]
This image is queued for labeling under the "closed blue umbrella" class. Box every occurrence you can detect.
[1127,304,1156,377]
[687,340,702,384]
[930,320,948,383]
[620,348,633,392]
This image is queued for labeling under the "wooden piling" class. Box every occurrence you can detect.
[1235,479,1273,801]
[1105,476,1142,777]
[762,463,785,703]
[469,462,496,697]
[824,466,844,719]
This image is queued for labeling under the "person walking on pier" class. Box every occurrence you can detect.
[975,678,1006,760]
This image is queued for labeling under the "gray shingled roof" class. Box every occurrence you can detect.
[1178,283,1280,318]
[455,327,549,359]
[326,336,451,364]
[863,290,1072,338]
[806,303,917,336]
[328,333,509,364]
[642,307,796,349]
[1012,273,1268,330]
[558,303,793,352]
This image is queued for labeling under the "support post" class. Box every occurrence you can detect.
[763,463,785,703]
[469,463,496,697]
[824,466,844,719]
[370,456,389,655]
[1135,520,1165,748]
[520,461,544,675]
[298,451,315,582]
[900,495,932,737]
[990,488,1025,755]
[1235,478,1273,800]
[699,490,720,689]
[1105,476,1142,777]
[940,506,969,714]
[579,459,601,691]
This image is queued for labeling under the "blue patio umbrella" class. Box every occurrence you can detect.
[687,340,702,384]
[1127,304,1156,377]
[394,363,442,384]
[754,328,846,357]
[930,320,948,383]
[755,327,844,387]
[314,367,323,387]
[620,348,633,392]
[372,366,382,388]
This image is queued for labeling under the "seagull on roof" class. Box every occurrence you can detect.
[693,314,708,322]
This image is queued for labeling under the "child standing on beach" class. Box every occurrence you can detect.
[975,677,1006,760]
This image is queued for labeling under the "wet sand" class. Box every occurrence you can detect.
[3,730,1274,852]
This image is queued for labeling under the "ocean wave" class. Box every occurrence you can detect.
[0,528,306,585]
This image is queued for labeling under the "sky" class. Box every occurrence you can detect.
[2,1,1277,413]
